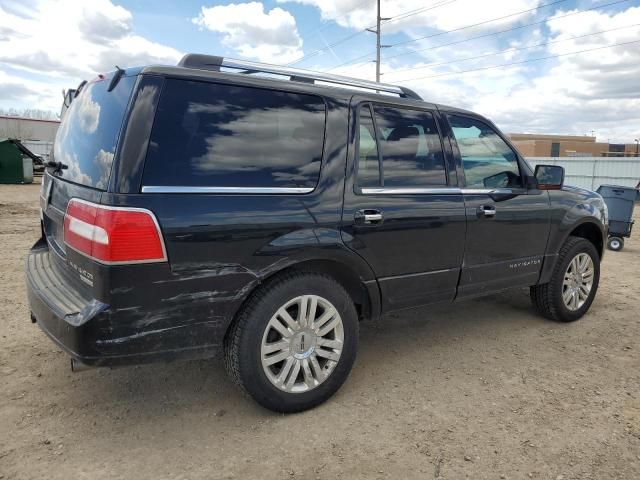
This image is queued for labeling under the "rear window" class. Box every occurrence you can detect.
[356,103,447,189]
[142,79,326,189]
[53,75,136,190]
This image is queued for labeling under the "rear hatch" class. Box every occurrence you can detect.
[40,71,137,298]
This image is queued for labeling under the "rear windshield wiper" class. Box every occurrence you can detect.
[74,80,87,98]
[46,160,68,174]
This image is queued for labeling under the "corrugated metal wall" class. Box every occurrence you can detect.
[527,157,640,191]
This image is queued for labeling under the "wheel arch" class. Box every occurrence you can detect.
[223,255,381,346]
[569,220,604,259]
[539,217,605,285]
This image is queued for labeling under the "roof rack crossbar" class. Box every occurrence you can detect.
[178,54,422,100]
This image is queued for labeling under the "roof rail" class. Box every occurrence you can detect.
[177,54,422,101]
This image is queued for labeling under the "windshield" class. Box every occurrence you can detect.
[52,74,136,190]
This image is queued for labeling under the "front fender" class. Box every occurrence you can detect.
[538,188,607,284]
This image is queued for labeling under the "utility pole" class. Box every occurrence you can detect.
[366,0,390,83]
[376,0,381,82]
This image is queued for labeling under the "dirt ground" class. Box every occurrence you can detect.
[1,181,639,480]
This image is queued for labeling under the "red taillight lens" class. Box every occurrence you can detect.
[64,199,167,264]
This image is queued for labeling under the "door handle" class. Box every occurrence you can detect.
[355,209,384,225]
[478,205,496,218]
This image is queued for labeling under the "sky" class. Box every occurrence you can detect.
[0,0,639,142]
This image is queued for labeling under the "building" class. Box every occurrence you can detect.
[0,115,60,143]
[508,133,639,157]
[0,115,60,162]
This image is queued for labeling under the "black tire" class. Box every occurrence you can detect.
[530,236,600,322]
[224,272,359,413]
[607,236,624,251]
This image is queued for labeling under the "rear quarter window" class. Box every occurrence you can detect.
[142,79,327,189]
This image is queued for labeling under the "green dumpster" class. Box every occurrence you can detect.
[0,138,35,184]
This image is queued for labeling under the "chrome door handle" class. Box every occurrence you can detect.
[478,205,496,217]
[355,209,384,225]
[364,213,383,222]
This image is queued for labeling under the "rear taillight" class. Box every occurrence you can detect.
[63,199,167,264]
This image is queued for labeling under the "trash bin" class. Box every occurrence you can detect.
[597,184,636,251]
[0,138,38,184]
[0,138,25,183]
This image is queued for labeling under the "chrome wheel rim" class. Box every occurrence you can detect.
[261,295,344,393]
[610,239,621,250]
[562,253,595,311]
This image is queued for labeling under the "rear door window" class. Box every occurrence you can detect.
[356,104,447,188]
[53,75,136,190]
[143,80,326,189]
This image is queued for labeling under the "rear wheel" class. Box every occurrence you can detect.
[607,236,624,251]
[224,272,358,412]
[530,236,600,322]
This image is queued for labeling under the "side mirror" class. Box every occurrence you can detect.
[534,164,564,190]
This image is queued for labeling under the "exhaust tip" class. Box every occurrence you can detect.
[70,358,94,373]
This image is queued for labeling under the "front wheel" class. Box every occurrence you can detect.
[224,272,358,413]
[530,236,600,322]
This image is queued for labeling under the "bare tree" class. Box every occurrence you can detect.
[0,108,59,121]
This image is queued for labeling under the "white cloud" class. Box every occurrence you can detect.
[192,2,303,63]
[279,0,542,32]
[330,6,640,143]
[0,69,66,112]
[75,88,101,134]
[77,1,132,43]
[94,149,114,189]
[0,0,182,82]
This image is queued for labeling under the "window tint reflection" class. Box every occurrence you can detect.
[357,105,380,188]
[448,115,521,189]
[53,75,135,190]
[374,106,447,187]
[143,80,326,189]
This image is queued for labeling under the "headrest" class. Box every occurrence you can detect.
[387,126,420,143]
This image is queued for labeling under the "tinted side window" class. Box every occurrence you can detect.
[374,106,447,187]
[356,104,381,188]
[448,115,522,189]
[143,80,326,189]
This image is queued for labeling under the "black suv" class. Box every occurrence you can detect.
[26,54,607,412]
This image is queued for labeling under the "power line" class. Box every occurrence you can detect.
[382,23,640,76]
[393,38,640,82]
[380,0,459,26]
[296,0,374,39]
[286,28,370,66]
[330,0,632,70]
[389,0,572,49]
[287,0,459,67]
[326,0,460,71]
[383,0,632,61]
[327,51,375,71]
[329,0,574,69]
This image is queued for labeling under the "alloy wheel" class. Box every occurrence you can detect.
[562,252,595,311]
[260,295,344,393]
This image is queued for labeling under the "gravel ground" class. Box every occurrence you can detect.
[1,181,639,480]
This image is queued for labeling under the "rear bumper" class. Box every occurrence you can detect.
[26,243,226,367]
[26,243,106,364]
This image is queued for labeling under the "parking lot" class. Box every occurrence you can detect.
[1,182,639,479]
